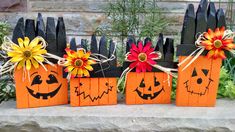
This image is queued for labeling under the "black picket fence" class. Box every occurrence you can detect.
[12,13,66,63]
[68,35,122,78]
[177,0,226,56]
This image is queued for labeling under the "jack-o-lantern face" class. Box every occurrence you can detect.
[75,82,113,102]
[27,70,62,99]
[126,72,172,104]
[70,78,117,106]
[176,56,222,107]
[135,77,164,100]
[184,67,213,96]
[14,64,68,108]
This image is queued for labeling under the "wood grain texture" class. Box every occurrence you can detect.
[69,78,117,107]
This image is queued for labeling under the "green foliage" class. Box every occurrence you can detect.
[98,0,168,38]
[171,77,177,100]
[218,67,235,99]
[96,0,169,65]
[0,75,15,103]
[0,21,14,104]
[0,22,10,45]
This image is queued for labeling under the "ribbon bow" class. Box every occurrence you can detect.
[178,27,235,71]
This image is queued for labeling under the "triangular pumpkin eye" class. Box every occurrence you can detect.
[154,76,160,86]
[139,78,145,88]
[192,68,197,77]
[202,69,209,76]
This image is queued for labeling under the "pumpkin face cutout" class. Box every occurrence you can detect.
[124,36,175,105]
[75,81,113,101]
[176,1,226,107]
[68,35,120,107]
[184,67,213,96]
[12,14,68,108]
[176,56,222,107]
[126,72,172,104]
[135,77,164,100]
[27,69,62,100]
[14,64,68,108]
[70,78,117,106]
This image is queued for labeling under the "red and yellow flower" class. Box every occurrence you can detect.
[64,48,95,78]
[201,27,235,59]
[127,41,160,72]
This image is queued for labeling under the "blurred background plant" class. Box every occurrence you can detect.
[95,0,169,65]
[0,21,15,104]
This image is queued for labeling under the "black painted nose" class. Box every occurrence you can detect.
[197,78,202,84]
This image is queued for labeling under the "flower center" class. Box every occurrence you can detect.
[23,51,32,58]
[74,59,83,67]
[138,53,147,62]
[214,40,222,48]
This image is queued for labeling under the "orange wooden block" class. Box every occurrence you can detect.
[207,58,222,106]
[108,78,117,105]
[90,78,99,106]
[126,73,137,104]
[14,64,68,109]
[14,68,29,108]
[176,56,222,107]
[126,72,172,105]
[70,78,80,106]
[70,77,117,106]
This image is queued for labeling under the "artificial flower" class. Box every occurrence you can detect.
[201,27,235,59]
[127,41,160,72]
[64,48,95,78]
[7,37,47,70]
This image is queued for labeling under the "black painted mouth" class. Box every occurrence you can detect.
[184,78,213,96]
[75,83,113,102]
[27,84,62,99]
[135,87,164,100]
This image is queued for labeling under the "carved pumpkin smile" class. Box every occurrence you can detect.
[75,82,113,102]
[26,70,62,99]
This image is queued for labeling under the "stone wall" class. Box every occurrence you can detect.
[0,0,234,39]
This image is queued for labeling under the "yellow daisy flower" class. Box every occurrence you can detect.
[64,48,95,78]
[7,37,47,70]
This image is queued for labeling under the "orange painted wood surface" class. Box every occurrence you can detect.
[70,78,117,106]
[176,56,222,107]
[14,64,68,109]
[126,72,172,105]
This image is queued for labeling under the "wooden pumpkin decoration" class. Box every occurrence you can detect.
[176,0,231,107]
[124,35,176,105]
[67,36,121,106]
[11,13,68,108]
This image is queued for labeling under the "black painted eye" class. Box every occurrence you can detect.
[31,75,42,86]
[202,69,209,76]
[192,68,197,77]
[46,74,58,84]
[79,83,83,86]
[154,76,160,86]
[139,79,145,88]
[105,82,109,86]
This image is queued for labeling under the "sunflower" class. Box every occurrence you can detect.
[127,41,160,73]
[201,27,235,59]
[7,37,47,70]
[64,48,95,78]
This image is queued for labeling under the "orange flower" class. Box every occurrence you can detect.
[64,48,95,78]
[201,27,235,59]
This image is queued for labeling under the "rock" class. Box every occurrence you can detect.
[0,99,235,131]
